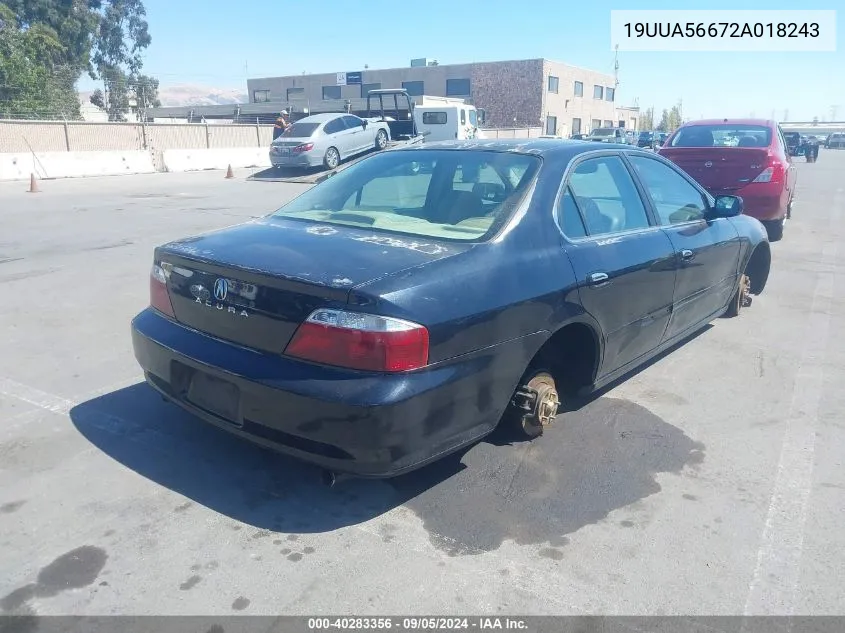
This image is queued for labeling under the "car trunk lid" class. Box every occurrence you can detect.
[658,147,772,193]
[155,219,468,354]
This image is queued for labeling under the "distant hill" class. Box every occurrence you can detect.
[78,83,248,108]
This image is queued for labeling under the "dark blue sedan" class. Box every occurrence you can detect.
[131,139,771,481]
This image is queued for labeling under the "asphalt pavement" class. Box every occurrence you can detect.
[1,153,844,617]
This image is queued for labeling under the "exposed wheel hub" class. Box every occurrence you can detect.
[739,273,752,308]
[535,385,560,426]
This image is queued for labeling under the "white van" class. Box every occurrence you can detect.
[414,105,487,142]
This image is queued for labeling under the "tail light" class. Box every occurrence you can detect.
[293,143,314,153]
[285,309,429,372]
[752,156,784,183]
[150,263,175,317]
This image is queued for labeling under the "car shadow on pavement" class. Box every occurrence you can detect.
[69,325,710,553]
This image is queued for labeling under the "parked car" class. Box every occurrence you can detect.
[825,133,845,149]
[587,127,629,144]
[637,130,656,148]
[658,119,796,241]
[132,140,771,481]
[570,133,588,140]
[269,112,391,170]
[655,132,669,148]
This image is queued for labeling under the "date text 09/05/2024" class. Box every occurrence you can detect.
[307,617,529,630]
[623,22,820,38]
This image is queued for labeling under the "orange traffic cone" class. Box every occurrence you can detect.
[225,164,234,179]
[28,173,39,193]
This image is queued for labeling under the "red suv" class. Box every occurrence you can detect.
[658,119,796,241]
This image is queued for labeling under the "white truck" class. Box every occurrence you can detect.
[412,96,487,142]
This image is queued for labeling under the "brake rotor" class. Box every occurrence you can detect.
[739,273,752,308]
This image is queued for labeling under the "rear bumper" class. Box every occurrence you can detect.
[269,152,321,168]
[131,308,536,477]
[713,182,788,221]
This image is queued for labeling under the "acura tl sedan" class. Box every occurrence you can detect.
[132,140,772,481]
[269,112,391,170]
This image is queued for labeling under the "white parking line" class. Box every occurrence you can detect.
[1,375,141,428]
[0,376,75,414]
[743,198,841,616]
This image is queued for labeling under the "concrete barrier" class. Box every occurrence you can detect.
[162,147,270,173]
[0,150,155,181]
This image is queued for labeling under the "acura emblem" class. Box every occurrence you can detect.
[213,278,229,301]
[704,161,713,168]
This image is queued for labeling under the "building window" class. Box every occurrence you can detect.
[361,82,381,98]
[593,85,604,99]
[618,120,625,128]
[423,111,447,124]
[546,116,557,136]
[253,89,271,103]
[574,81,583,97]
[322,85,342,100]
[402,80,425,96]
[571,118,582,135]
[446,78,470,97]
[591,119,601,130]
[603,120,613,127]
[606,87,615,102]
[548,76,559,93]
[286,87,304,101]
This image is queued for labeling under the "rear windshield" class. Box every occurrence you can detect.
[638,131,653,138]
[670,124,772,148]
[282,122,320,138]
[591,128,616,136]
[270,149,541,242]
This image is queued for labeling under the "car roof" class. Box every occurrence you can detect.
[396,138,641,157]
[294,112,349,124]
[679,118,776,127]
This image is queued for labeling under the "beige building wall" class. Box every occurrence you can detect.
[246,58,637,134]
[541,61,621,136]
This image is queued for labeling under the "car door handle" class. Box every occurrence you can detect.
[680,249,694,261]
[587,272,609,285]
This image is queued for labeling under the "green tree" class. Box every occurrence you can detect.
[638,107,654,131]
[666,102,683,131]
[0,3,80,118]
[656,108,670,131]
[131,73,160,112]
[2,0,155,120]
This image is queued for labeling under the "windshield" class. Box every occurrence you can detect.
[592,128,616,137]
[270,150,541,242]
[670,124,772,148]
[282,122,320,138]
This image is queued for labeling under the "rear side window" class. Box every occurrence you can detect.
[422,112,447,124]
[558,187,587,238]
[565,156,651,236]
[282,122,319,138]
[670,124,773,148]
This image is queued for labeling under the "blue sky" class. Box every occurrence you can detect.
[98,0,843,122]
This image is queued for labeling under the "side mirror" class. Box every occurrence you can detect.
[361,120,368,128]
[709,195,743,218]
